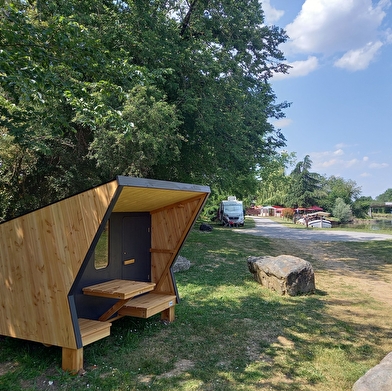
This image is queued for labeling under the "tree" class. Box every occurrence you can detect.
[0,0,290,220]
[352,196,373,219]
[152,0,291,187]
[376,189,392,202]
[255,151,295,206]
[319,176,361,212]
[1,0,181,218]
[332,198,353,223]
[285,155,322,208]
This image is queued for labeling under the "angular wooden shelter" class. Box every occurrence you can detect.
[0,176,210,372]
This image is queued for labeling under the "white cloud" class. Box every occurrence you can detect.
[285,0,390,57]
[310,151,341,169]
[273,56,318,80]
[309,148,390,180]
[310,149,363,171]
[261,0,284,24]
[319,159,339,168]
[334,41,383,71]
[386,28,392,43]
[272,118,293,128]
[346,159,360,167]
[369,162,389,168]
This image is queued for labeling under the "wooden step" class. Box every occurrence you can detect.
[78,318,111,346]
[118,293,176,319]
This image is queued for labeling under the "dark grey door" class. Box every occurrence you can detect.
[121,214,151,281]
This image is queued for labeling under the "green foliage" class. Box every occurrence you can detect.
[285,155,322,208]
[255,151,295,206]
[352,196,373,219]
[376,188,392,202]
[319,176,361,212]
[0,0,290,220]
[88,85,182,179]
[229,147,388,219]
[332,198,353,223]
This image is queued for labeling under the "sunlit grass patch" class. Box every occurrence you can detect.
[1,219,392,390]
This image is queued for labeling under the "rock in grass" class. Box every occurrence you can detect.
[199,223,213,231]
[352,352,392,391]
[247,255,315,296]
[172,255,191,273]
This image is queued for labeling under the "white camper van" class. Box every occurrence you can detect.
[218,196,245,227]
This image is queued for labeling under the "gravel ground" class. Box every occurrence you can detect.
[236,217,392,242]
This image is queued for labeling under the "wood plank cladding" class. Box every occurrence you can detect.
[0,176,209,372]
[150,195,206,293]
[0,181,118,348]
[113,186,203,213]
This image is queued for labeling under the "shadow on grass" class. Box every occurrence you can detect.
[149,283,387,391]
[0,223,390,390]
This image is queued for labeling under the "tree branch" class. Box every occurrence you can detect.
[180,0,198,37]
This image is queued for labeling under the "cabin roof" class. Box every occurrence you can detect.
[114,176,210,212]
[0,176,210,224]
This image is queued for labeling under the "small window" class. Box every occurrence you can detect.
[94,222,109,269]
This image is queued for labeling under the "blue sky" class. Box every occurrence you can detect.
[263,0,392,199]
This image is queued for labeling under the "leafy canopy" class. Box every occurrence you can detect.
[0,0,290,219]
[285,155,322,208]
[376,188,392,203]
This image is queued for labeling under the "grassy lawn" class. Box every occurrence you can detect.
[1,219,392,390]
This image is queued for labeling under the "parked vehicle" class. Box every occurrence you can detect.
[218,196,245,227]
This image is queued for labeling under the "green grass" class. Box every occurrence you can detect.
[1,220,392,390]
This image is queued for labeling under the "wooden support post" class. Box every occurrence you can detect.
[161,306,175,323]
[62,347,84,374]
[98,299,127,321]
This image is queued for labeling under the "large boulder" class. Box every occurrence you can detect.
[172,255,191,273]
[247,255,315,296]
[352,352,392,391]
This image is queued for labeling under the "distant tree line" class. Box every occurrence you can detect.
[251,154,392,222]
[0,0,292,221]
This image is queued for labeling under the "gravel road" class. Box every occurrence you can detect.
[236,217,392,242]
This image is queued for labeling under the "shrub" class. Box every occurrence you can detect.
[332,198,353,223]
[282,208,294,220]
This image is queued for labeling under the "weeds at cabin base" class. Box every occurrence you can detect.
[1,219,392,390]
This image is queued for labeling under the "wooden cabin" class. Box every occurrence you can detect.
[0,176,210,373]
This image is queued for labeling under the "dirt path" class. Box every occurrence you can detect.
[237,218,392,307]
[238,217,392,242]
[280,238,392,306]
